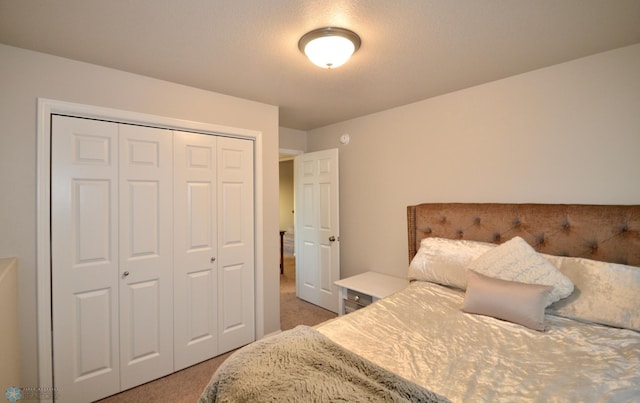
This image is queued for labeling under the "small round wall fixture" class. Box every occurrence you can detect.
[298,27,361,69]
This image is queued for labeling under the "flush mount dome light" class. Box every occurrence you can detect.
[298,27,361,69]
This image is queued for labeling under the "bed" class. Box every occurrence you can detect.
[200,203,640,402]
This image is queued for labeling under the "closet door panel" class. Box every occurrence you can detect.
[220,263,245,330]
[51,116,120,402]
[173,131,219,371]
[119,124,174,389]
[186,269,215,339]
[217,137,255,353]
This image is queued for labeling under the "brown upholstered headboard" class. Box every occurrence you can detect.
[407,203,640,267]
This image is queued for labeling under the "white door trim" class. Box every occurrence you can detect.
[279,148,304,157]
[36,98,264,389]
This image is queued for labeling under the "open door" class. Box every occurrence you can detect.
[294,148,340,313]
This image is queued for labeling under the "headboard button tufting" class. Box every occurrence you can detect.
[407,203,640,266]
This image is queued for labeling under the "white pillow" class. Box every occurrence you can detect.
[468,236,574,306]
[547,257,640,331]
[462,270,552,331]
[407,237,495,289]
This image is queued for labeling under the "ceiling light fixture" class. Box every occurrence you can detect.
[298,27,361,69]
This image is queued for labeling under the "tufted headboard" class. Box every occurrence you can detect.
[407,203,640,267]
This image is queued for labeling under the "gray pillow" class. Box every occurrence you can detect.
[467,236,573,306]
[462,270,553,331]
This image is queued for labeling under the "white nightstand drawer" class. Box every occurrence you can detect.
[344,299,366,313]
[346,289,373,306]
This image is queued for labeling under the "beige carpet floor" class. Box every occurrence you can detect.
[97,254,336,402]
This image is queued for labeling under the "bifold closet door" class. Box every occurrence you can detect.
[217,136,255,353]
[52,116,120,402]
[118,124,174,390]
[52,116,256,398]
[52,116,174,401]
[173,131,219,371]
[173,132,255,369]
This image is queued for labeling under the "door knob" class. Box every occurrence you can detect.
[211,257,216,263]
[329,236,336,242]
[123,271,130,277]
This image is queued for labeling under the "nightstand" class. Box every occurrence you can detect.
[334,271,409,315]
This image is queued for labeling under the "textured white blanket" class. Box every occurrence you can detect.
[198,325,450,403]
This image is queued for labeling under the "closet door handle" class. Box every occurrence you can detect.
[123,271,130,277]
[211,257,216,263]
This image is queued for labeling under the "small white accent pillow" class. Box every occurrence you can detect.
[468,236,574,306]
[462,270,552,331]
[547,257,640,332]
[407,237,495,289]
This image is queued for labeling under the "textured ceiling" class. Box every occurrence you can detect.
[1,0,639,130]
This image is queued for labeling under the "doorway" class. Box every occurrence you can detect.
[278,148,341,315]
[279,152,299,299]
[279,154,336,329]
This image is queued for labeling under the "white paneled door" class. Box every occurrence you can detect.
[173,131,219,371]
[217,136,255,353]
[52,116,255,401]
[173,132,255,367]
[52,116,121,402]
[294,148,340,313]
[52,117,174,401]
[118,124,174,389]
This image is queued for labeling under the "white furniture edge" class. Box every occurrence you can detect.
[36,98,264,390]
[335,271,409,315]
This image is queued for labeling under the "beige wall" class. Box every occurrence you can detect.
[279,126,307,152]
[0,258,20,394]
[279,160,295,232]
[0,44,281,387]
[307,44,640,280]
[278,126,306,234]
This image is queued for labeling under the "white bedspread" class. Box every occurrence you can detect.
[317,281,640,402]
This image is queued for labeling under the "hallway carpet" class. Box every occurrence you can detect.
[280,255,338,330]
